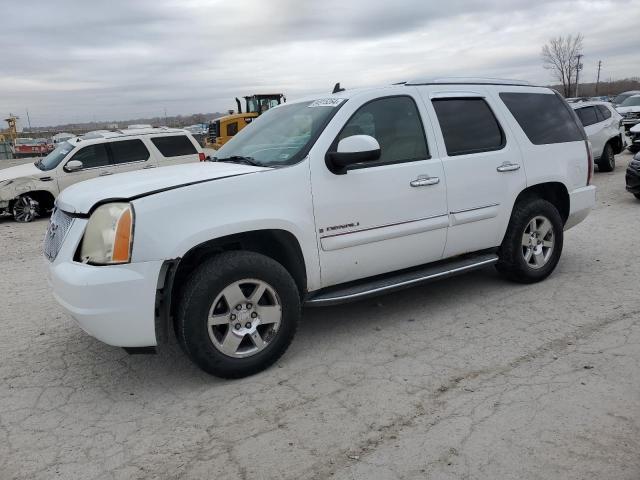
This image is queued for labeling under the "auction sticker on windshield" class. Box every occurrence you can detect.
[307,98,346,108]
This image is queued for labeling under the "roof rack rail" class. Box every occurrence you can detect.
[404,77,532,87]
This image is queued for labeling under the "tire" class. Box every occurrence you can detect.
[597,143,615,172]
[176,251,300,378]
[12,195,39,223]
[496,197,564,284]
[634,193,640,200]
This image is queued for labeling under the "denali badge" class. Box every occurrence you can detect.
[319,222,360,234]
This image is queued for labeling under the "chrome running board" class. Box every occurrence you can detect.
[305,252,498,307]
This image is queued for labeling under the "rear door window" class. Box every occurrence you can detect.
[499,92,583,145]
[151,135,198,157]
[109,139,150,164]
[68,144,110,169]
[596,105,612,120]
[431,98,504,156]
[575,106,599,127]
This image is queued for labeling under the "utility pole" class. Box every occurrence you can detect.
[575,54,583,97]
[25,109,32,132]
[164,108,168,127]
[595,60,602,95]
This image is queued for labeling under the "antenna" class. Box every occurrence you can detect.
[332,82,345,94]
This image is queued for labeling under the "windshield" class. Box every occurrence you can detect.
[214,99,346,167]
[620,96,640,107]
[36,141,75,171]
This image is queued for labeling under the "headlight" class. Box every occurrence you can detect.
[79,202,134,265]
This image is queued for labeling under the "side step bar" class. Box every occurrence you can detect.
[305,252,498,307]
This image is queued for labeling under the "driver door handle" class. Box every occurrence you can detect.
[410,175,440,187]
[99,171,113,176]
[496,162,520,172]
[143,165,157,169]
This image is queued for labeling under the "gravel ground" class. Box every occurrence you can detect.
[0,152,638,480]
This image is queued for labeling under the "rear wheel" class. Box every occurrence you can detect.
[496,197,564,283]
[177,251,300,378]
[12,195,39,223]
[597,143,615,172]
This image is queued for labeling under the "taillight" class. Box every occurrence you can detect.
[586,140,593,186]
[199,152,206,161]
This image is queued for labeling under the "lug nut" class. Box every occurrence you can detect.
[236,305,242,311]
[251,312,258,319]
[234,323,242,330]
[246,303,252,309]
[230,314,236,321]
[245,322,252,329]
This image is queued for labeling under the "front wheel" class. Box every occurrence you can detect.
[496,198,564,284]
[597,143,615,172]
[176,251,300,378]
[12,195,39,223]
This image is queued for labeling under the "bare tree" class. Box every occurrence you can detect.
[541,34,584,97]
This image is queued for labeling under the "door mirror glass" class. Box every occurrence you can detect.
[65,160,84,172]
[327,135,381,173]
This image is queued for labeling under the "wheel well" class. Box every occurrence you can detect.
[515,182,570,225]
[609,135,623,155]
[166,229,307,329]
[9,190,55,212]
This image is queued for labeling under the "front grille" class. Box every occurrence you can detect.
[43,208,74,262]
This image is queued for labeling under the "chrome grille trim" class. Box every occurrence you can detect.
[43,208,74,262]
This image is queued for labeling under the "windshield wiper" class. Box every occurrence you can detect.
[214,155,262,167]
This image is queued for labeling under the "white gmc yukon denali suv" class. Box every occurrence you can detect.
[46,78,596,378]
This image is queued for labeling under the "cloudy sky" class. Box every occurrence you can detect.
[2,0,638,127]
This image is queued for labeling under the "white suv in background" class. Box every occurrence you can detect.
[0,128,204,222]
[46,78,596,378]
[571,101,625,172]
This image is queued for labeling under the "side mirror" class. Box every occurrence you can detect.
[326,135,381,174]
[65,160,83,172]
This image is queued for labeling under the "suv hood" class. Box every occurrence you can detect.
[56,162,270,214]
[617,106,640,114]
[0,162,43,182]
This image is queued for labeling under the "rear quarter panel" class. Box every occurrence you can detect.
[488,86,588,193]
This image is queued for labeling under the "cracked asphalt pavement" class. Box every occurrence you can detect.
[0,152,639,479]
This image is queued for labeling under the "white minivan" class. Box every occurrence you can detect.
[0,128,204,222]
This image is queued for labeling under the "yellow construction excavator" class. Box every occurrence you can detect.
[205,93,285,149]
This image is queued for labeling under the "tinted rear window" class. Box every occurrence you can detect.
[432,98,504,156]
[575,106,599,127]
[151,135,197,157]
[596,104,612,120]
[109,139,150,164]
[499,92,583,145]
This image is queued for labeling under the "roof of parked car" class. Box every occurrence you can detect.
[570,101,614,109]
[78,127,190,142]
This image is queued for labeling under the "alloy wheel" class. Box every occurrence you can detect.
[13,196,37,223]
[207,279,282,358]
[521,215,555,269]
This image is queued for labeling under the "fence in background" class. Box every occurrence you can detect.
[0,142,12,160]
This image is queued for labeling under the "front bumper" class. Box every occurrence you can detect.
[48,259,163,347]
[565,185,597,230]
[46,218,162,347]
